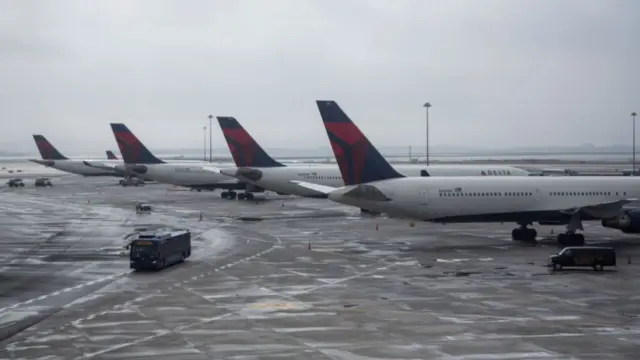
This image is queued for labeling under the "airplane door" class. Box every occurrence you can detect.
[419,187,429,206]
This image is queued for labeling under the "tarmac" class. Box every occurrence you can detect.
[0,176,639,359]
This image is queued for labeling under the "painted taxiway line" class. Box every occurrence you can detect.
[65,237,283,330]
[0,272,128,315]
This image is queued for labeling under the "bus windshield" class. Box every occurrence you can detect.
[131,242,157,256]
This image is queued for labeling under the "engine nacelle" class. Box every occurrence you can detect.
[601,210,640,233]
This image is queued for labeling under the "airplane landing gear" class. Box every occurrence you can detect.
[221,191,237,200]
[557,213,585,246]
[237,193,254,201]
[557,232,585,246]
[511,223,537,243]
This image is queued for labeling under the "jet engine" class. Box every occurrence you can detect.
[601,210,640,233]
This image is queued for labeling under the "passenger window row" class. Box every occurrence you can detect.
[440,192,533,197]
[303,175,342,180]
[550,191,627,196]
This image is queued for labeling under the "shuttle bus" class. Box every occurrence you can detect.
[129,229,191,271]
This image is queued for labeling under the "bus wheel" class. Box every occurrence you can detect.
[593,263,603,271]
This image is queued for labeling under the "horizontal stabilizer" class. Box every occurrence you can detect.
[83,161,117,171]
[201,166,231,176]
[290,180,337,195]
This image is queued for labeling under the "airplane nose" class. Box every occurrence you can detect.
[236,167,263,181]
[29,159,54,167]
[131,165,148,174]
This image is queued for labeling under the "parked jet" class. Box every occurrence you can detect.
[204,112,529,200]
[292,100,640,247]
[104,123,244,194]
[29,135,121,176]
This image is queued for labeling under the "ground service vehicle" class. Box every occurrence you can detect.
[135,203,152,213]
[548,246,616,271]
[119,178,144,187]
[129,229,191,271]
[35,177,53,187]
[7,178,25,187]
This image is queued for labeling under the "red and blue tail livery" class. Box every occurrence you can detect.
[106,150,118,160]
[32,135,68,160]
[316,100,403,185]
[109,123,165,165]
[217,116,284,168]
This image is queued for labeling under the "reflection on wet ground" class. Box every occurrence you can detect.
[0,176,639,359]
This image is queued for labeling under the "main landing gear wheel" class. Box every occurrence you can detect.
[511,228,537,243]
[221,191,237,200]
[557,233,584,247]
[237,193,254,201]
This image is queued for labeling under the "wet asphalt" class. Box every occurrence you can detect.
[0,175,639,359]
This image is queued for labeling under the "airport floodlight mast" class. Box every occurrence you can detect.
[203,126,207,162]
[208,114,213,163]
[633,112,637,176]
[423,102,431,166]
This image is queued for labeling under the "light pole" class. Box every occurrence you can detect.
[203,126,207,162]
[422,102,431,166]
[208,114,213,163]
[633,112,637,176]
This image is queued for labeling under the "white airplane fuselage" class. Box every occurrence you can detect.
[131,162,239,187]
[29,159,122,177]
[326,176,640,222]
[222,164,531,197]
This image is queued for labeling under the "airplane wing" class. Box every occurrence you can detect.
[561,199,640,219]
[290,180,338,194]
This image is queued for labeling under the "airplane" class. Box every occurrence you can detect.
[291,100,640,247]
[106,150,118,160]
[104,123,247,194]
[204,112,530,202]
[29,135,121,177]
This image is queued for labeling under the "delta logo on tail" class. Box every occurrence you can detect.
[106,150,118,160]
[109,123,164,165]
[32,135,68,160]
[315,100,403,185]
[216,116,284,168]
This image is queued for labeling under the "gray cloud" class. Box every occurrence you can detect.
[1,0,639,155]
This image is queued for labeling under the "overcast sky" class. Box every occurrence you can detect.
[1,0,639,155]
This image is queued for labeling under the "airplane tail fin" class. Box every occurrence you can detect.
[106,150,118,160]
[32,135,68,160]
[109,123,165,165]
[216,116,285,168]
[315,100,403,185]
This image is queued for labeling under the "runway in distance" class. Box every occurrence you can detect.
[204,112,529,200]
[29,135,122,177]
[101,123,246,193]
[293,100,640,247]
